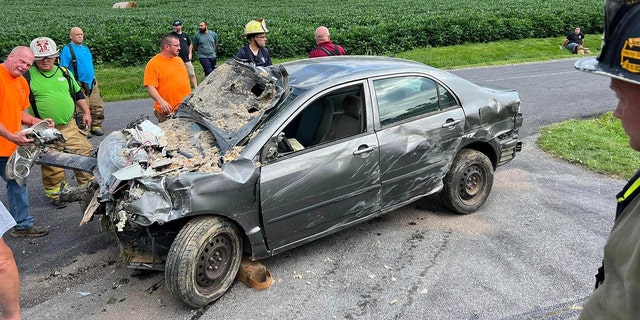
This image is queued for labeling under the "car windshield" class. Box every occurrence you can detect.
[253,91,299,135]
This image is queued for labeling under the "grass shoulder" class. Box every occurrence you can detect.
[537,112,640,179]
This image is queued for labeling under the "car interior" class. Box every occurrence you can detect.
[277,85,365,155]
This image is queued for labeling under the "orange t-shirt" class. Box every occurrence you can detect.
[143,54,191,114]
[0,65,30,156]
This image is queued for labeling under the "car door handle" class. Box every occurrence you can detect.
[353,145,377,156]
[442,119,462,128]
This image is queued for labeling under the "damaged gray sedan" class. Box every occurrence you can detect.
[37,56,523,307]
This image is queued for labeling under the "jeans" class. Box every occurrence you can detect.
[199,57,217,77]
[0,157,34,229]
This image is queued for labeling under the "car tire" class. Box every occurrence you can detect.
[440,149,494,214]
[165,216,243,308]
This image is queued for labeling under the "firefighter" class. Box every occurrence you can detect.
[235,19,272,67]
[26,37,94,209]
[575,1,640,318]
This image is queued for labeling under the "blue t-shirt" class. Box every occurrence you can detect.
[60,43,96,89]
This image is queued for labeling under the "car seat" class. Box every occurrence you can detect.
[322,95,362,142]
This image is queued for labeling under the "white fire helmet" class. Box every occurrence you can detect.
[29,37,60,60]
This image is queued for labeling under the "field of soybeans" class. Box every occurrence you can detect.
[2,0,603,66]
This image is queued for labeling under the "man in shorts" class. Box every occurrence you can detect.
[171,19,197,88]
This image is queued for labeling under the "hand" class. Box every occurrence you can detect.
[82,114,92,129]
[159,101,172,114]
[43,118,55,128]
[13,130,35,146]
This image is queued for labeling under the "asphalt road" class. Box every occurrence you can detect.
[3,58,621,320]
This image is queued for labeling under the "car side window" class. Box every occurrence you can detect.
[438,84,457,110]
[374,76,456,126]
[264,85,365,160]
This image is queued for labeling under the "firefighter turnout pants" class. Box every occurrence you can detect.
[42,121,94,200]
[75,79,105,129]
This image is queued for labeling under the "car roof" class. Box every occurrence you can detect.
[281,56,445,90]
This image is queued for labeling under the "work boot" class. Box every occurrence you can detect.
[50,198,68,209]
[10,225,49,238]
[90,127,104,136]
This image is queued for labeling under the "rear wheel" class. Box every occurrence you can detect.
[165,216,243,308]
[441,149,494,214]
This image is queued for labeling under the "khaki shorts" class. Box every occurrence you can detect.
[184,61,196,76]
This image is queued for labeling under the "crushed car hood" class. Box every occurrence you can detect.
[176,59,288,152]
[89,60,288,224]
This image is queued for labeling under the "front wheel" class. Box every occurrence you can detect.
[165,216,243,308]
[440,149,494,214]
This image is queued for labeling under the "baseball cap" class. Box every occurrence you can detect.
[172,20,183,26]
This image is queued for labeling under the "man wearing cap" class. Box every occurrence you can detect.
[27,37,94,210]
[575,0,640,318]
[0,46,52,238]
[171,20,197,88]
[60,27,106,137]
[192,20,219,77]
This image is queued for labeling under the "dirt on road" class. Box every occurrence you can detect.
[19,245,198,320]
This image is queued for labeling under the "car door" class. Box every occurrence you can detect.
[259,84,381,253]
[372,75,465,210]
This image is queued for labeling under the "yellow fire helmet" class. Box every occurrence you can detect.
[575,0,640,85]
[243,19,268,36]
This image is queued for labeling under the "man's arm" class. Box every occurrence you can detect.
[21,111,41,127]
[0,238,20,320]
[75,99,92,129]
[145,85,172,114]
[192,34,199,53]
[188,43,193,61]
[0,119,33,146]
[21,111,54,128]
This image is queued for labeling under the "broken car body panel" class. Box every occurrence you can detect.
[45,57,522,268]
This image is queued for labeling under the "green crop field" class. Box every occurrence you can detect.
[2,0,603,66]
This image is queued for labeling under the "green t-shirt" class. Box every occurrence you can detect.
[27,66,80,126]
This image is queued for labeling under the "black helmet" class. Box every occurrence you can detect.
[575,0,640,85]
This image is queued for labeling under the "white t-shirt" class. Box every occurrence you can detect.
[0,202,16,236]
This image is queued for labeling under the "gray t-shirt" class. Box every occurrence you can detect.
[192,31,219,59]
